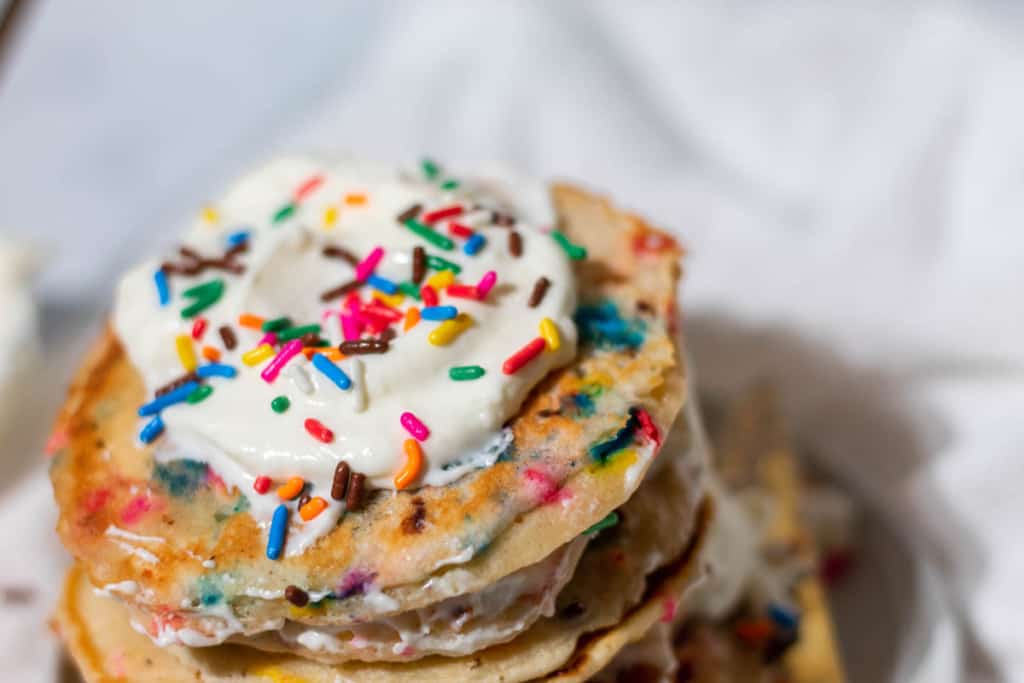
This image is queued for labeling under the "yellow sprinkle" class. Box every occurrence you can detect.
[201,206,219,224]
[539,317,561,351]
[426,269,455,290]
[323,205,339,229]
[587,447,638,476]
[241,344,274,366]
[581,370,614,387]
[175,334,197,372]
[287,603,322,619]
[428,313,472,346]
[372,290,405,308]
[250,665,313,683]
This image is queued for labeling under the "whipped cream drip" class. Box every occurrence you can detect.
[113,156,578,526]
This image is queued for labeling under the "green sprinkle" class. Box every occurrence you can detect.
[271,396,290,413]
[440,179,460,191]
[180,279,224,319]
[403,219,454,251]
[276,324,321,342]
[426,254,461,274]
[182,279,222,299]
[262,317,292,332]
[421,158,440,180]
[449,365,486,381]
[551,231,587,260]
[186,385,213,404]
[398,281,422,300]
[272,202,297,224]
[584,511,619,536]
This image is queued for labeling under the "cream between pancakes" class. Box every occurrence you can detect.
[113,156,577,552]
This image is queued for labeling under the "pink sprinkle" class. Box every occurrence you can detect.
[341,314,361,341]
[120,494,156,525]
[293,173,324,201]
[476,270,497,299]
[400,412,430,441]
[261,339,303,383]
[660,597,677,623]
[257,332,278,347]
[45,428,69,457]
[355,246,384,282]
[523,468,569,505]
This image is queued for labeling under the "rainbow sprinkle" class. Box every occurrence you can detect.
[266,504,288,560]
[400,411,430,441]
[153,270,170,306]
[311,353,352,391]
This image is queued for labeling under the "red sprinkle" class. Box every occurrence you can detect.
[253,476,272,494]
[422,205,463,224]
[633,407,661,446]
[446,284,480,300]
[632,232,677,254]
[191,317,208,341]
[447,221,474,239]
[293,174,325,201]
[421,285,439,307]
[304,418,334,443]
[502,337,547,375]
[364,301,402,322]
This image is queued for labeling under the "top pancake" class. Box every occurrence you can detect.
[49,181,688,633]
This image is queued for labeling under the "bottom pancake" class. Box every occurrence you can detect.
[55,501,709,683]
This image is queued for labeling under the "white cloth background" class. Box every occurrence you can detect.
[0,2,1021,681]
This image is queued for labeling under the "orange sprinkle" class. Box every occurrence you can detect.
[277,476,305,501]
[299,497,328,521]
[201,345,222,362]
[734,618,775,646]
[344,193,367,206]
[403,307,421,332]
[238,313,265,330]
[394,439,424,490]
[302,347,344,361]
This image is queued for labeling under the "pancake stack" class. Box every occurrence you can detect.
[49,158,843,681]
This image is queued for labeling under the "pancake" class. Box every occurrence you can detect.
[592,385,847,683]
[49,162,692,651]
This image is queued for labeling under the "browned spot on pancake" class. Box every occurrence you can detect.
[401,497,427,535]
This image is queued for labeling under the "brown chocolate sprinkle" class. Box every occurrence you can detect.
[320,279,361,302]
[331,462,351,501]
[401,497,427,535]
[297,493,311,511]
[155,372,200,397]
[509,230,523,258]
[396,203,422,224]
[411,246,426,284]
[339,338,389,355]
[346,472,366,511]
[492,211,516,227]
[379,327,397,343]
[164,244,246,278]
[284,585,309,608]
[528,276,551,308]
[300,332,321,347]
[322,245,359,267]
[218,325,237,350]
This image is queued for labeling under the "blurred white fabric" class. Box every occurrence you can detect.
[1,2,1022,681]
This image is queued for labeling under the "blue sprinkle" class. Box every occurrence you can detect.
[767,603,800,631]
[463,233,486,256]
[153,269,170,307]
[196,363,238,379]
[138,381,200,417]
[226,230,250,247]
[367,274,398,295]
[139,414,165,444]
[312,353,352,390]
[267,504,289,560]
[588,411,640,463]
[420,305,458,321]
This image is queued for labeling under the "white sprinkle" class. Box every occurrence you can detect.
[202,559,216,569]
[289,364,314,395]
[350,358,367,413]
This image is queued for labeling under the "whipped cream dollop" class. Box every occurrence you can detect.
[114,157,577,516]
